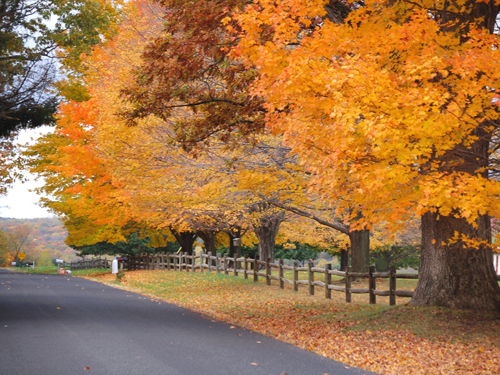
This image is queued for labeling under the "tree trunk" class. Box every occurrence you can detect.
[349,229,370,274]
[170,228,197,255]
[411,212,500,311]
[227,228,241,259]
[339,249,349,271]
[197,230,217,255]
[253,214,284,262]
[412,124,500,311]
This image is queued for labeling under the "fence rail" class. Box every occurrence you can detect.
[125,252,432,306]
[69,258,110,271]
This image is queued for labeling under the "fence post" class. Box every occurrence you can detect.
[389,266,396,306]
[216,253,221,274]
[192,253,196,272]
[244,255,248,279]
[165,253,170,271]
[308,261,314,295]
[223,254,228,275]
[208,252,213,273]
[186,252,191,272]
[253,256,259,283]
[293,261,298,292]
[266,258,271,286]
[369,265,376,304]
[345,266,352,303]
[279,259,284,289]
[233,256,238,277]
[325,264,332,299]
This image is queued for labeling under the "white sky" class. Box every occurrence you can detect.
[0,127,55,219]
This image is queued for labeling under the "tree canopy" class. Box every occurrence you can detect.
[0,0,120,136]
[22,0,500,311]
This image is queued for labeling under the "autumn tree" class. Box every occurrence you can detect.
[121,0,265,152]
[235,0,500,310]
[36,250,52,266]
[120,0,376,268]
[0,228,8,264]
[3,223,33,261]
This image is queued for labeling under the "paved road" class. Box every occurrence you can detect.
[0,269,375,375]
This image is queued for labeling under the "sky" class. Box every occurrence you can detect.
[0,127,55,219]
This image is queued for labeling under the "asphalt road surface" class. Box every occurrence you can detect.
[0,269,376,375]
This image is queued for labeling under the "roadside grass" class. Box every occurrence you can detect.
[82,269,500,375]
[5,266,111,277]
[6,266,60,274]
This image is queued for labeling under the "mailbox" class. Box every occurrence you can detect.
[112,257,118,274]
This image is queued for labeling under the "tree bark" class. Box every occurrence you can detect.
[197,230,217,254]
[253,212,285,262]
[349,229,370,274]
[412,124,500,311]
[348,210,370,274]
[170,228,197,255]
[339,249,349,271]
[411,212,500,311]
[227,228,241,259]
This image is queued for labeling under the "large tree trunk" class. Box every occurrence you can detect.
[253,213,285,262]
[197,230,217,254]
[349,229,370,274]
[412,123,500,311]
[411,212,500,311]
[339,249,349,271]
[170,228,197,255]
[227,228,241,259]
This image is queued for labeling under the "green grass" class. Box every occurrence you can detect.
[6,266,59,274]
[4,266,111,277]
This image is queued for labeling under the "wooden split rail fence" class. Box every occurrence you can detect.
[127,252,424,306]
[70,257,111,271]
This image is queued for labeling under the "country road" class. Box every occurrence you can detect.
[0,269,375,375]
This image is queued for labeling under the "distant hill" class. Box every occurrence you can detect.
[0,217,77,262]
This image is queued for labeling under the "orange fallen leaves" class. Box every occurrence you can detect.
[90,270,500,375]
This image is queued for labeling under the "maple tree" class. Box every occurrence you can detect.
[235,0,500,310]
[120,0,380,270]
[124,1,376,272]
[121,0,265,152]
[25,0,410,272]
[22,0,251,256]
